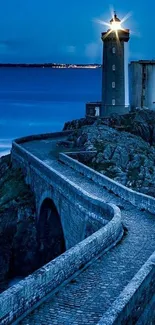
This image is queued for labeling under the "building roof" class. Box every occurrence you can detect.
[110,13,121,23]
[130,60,155,65]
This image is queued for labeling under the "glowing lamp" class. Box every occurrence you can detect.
[110,13,122,31]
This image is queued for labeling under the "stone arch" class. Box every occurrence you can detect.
[37,197,66,266]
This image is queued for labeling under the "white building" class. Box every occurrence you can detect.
[129,60,155,111]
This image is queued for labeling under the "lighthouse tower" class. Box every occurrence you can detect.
[101,13,130,117]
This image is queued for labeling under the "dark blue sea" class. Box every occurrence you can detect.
[0,68,101,156]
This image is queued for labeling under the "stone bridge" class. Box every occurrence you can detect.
[0,131,155,325]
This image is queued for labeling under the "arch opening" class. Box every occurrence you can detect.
[38,198,66,266]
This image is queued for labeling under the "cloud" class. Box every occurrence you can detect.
[0,41,9,53]
[0,39,33,54]
[66,45,76,54]
[84,42,102,62]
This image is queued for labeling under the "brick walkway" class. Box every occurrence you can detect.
[20,139,155,325]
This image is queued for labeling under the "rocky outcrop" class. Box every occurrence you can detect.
[63,117,96,131]
[106,109,155,146]
[64,109,155,146]
[63,117,155,198]
[0,155,38,292]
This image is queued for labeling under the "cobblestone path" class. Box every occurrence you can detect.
[20,139,155,325]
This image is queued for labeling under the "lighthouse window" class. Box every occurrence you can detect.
[112,99,115,106]
[112,64,115,71]
[112,47,116,54]
[112,82,115,88]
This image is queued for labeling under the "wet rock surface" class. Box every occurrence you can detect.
[63,110,155,197]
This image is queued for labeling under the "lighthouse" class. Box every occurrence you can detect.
[101,13,130,117]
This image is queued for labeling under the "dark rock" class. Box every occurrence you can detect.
[64,109,155,146]
[11,218,38,276]
[63,117,96,131]
[63,114,155,198]
[57,140,74,148]
[0,156,39,292]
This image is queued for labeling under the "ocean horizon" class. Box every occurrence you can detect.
[0,67,101,157]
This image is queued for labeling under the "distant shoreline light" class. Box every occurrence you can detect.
[0,63,102,69]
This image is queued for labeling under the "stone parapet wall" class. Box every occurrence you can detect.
[11,143,115,224]
[14,130,73,144]
[0,204,122,325]
[59,152,155,214]
[5,132,154,324]
[12,136,123,248]
[97,252,155,325]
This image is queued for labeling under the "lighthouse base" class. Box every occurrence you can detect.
[86,102,130,118]
[101,105,130,117]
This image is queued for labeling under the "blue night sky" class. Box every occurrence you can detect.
[0,0,155,63]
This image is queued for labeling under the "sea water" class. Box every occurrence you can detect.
[0,68,102,156]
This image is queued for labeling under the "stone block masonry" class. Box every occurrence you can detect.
[0,130,125,324]
[97,252,155,325]
[59,151,155,214]
[0,130,154,324]
[0,204,122,325]
[14,130,73,145]
[12,141,118,247]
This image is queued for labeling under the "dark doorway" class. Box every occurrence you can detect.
[37,198,66,266]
